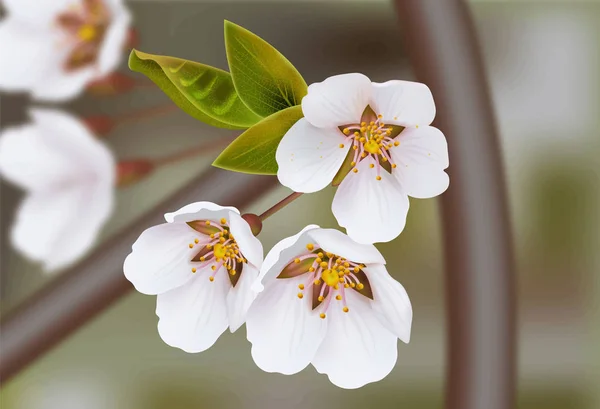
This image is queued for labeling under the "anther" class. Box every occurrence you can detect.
[320,313,326,319]
[294,258,301,264]
[318,296,324,302]
[298,284,305,290]
[209,276,215,282]
[376,176,382,181]
[194,239,199,244]
[205,221,211,225]
[357,283,364,290]
[353,168,358,173]
[191,268,197,273]
[336,295,342,300]
[188,244,194,248]
[306,243,314,251]
[343,306,349,313]
[297,293,304,299]
[339,144,345,148]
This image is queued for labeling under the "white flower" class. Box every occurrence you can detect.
[276,73,449,244]
[124,203,264,353]
[246,226,412,389]
[0,108,115,271]
[0,0,131,101]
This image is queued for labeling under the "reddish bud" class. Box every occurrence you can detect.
[241,213,263,236]
[83,115,115,137]
[86,72,137,96]
[124,28,139,50]
[116,160,155,188]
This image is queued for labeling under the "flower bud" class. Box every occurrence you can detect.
[241,213,262,236]
[116,160,155,187]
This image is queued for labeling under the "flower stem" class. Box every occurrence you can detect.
[258,192,303,222]
[151,138,234,168]
[112,104,179,125]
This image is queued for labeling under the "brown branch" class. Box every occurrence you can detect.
[393,1,517,409]
[0,168,277,385]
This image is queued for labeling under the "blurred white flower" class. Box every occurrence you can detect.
[0,108,115,271]
[124,202,264,353]
[246,226,412,389]
[276,73,449,244]
[0,0,131,101]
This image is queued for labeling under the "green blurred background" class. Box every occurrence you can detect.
[1,0,599,408]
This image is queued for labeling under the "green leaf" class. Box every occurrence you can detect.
[128,49,262,129]
[213,105,303,174]
[224,20,308,118]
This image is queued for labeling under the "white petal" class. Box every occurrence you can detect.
[253,225,319,292]
[31,65,96,102]
[0,123,77,191]
[391,126,450,199]
[228,211,263,269]
[124,222,200,295]
[42,184,112,271]
[307,228,385,265]
[156,268,230,353]
[312,290,398,389]
[302,73,372,128]
[363,264,412,343]
[226,263,259,332]
[332,157,409,244]
[11,184,112,271]
[96,2,131,75]
[371,80,436,127]
[246,277,327,375]
[28,109,115,184]
[164,202,239,223]
[276,118,349,193]
[2,0,73,27]
[0,19,54,92]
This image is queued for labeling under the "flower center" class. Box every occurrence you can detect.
[56,0,111,72]
[338,105,404,181]
[277,243,373,319]
[186,218,247,287]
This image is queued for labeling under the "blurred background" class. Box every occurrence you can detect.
[1,0,599,408]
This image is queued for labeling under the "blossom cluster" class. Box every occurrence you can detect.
[124,74,449,388]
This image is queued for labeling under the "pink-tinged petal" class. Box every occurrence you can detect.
[302,73,372,128]
[3,0,74,27]
[156,268,229,353]
[0,124,77,191]
[11,184,112,272]
[363,264,412,343]
[253,225,319,292]
[276,118,349,193]
[124,222,200,295]
[28,109,115,185]
[391,126,449,199]
[164,202,239,223]
[228,211,263,269]
[0,19,54,92]
[332,157,409,244]
[247,277,328,375]
[226,263,259,332]
[96,2,131,75]
[307,228,385,265]
[371,80,436,127]
[31,64,96,102]
[312,290,398,389]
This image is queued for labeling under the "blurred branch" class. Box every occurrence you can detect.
[394,1,517,409]
[0,168,277,385]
